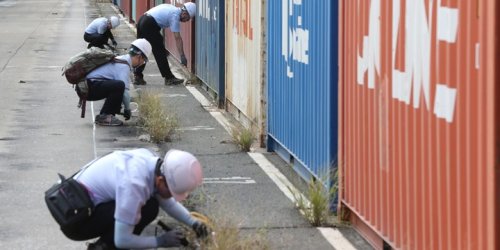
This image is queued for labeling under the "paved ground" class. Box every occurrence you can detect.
[0,0,372,249]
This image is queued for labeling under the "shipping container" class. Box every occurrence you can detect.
[131,0,136,23]
[118,0,132,22]
[133,0,151,24]
[339,1,499,249]
[225,0,266,143]
[163,0,195,72]
[195,0,225,107]
[266,0,338,200]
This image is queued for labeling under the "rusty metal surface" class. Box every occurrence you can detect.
[339,1,499,249]
[224,0,265,134]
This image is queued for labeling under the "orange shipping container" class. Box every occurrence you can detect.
[338,1,499,249]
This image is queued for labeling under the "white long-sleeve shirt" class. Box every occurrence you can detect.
[85,17,109,34]
[74,149,196,249]
[146,4,181,32]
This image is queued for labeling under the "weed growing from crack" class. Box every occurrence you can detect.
[137,90,178,143]
[231,127,254,152]
[289,168,339,227]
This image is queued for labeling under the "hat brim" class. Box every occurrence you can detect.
[170,191,189,202]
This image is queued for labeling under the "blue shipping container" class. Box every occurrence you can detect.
[195,0,225,107]
[267,0,338,209]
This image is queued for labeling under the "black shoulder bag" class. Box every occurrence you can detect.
[44,156,103,228]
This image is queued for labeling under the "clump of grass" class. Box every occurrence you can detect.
[290,169,338,227]
[182,214,270,250]
[136,90,178,143]
[231,127,254,152]
[291,179,329,226]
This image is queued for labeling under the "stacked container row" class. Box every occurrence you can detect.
[113,1,499,249]
[338,1,499,249]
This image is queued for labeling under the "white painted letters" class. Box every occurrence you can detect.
[282,0,309,78]
[358,0,459,123]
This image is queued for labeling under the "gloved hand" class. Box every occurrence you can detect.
[123,109,131,120]
[111,39,117,47]
[180,54,187,67]
[156,229,184,248]
[192,220,208,238]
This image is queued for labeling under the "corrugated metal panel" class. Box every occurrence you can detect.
[266,1,338,192]
[131,0,136,23]
[225,0,265,139]
[195,0,225,107]
[118,0,132,21]
[134,0,150,24]
[163,0,195,72]
[339,1,499,249]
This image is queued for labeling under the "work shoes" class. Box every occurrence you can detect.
[87,239,115,250]
[164,77,184,85]
[133,76,147,85]
[95,114,123,126]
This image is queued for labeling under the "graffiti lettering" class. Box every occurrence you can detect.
[282,0,309,78]
[198,0,211,20]
[358,0,459,123]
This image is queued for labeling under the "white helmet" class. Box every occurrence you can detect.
[130,38,152,60]
[184,2,196,18]
[110,16,120,28]
[161,149,203,201]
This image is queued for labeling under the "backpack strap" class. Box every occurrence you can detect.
[79,97,87,118]
[112,58,130,66]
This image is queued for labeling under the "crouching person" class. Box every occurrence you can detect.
[84,16,120,49]
[60,148,208,249]
[85,39,151,126]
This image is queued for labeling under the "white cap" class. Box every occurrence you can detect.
[110,16,120,28]
[161,149,203,202]
[130,38,152,59]
[184,2,196,18]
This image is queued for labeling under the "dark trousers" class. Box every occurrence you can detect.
[86,79,124,115]
[135,14,174,79]
[62,198,159,248]
[84,30,113,49]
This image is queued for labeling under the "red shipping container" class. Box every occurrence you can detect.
[120,0,132,22]
[162,0,195,72]
[134,1,152,24]
[338,1,499,249]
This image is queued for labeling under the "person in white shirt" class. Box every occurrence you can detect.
[61,148,208,249]
[83,39,151,126]
[84,16,120,49]
[133,2,196,86]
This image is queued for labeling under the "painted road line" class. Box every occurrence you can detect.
[178,126,215,131]
[203,177,256,184]
[84,5,98,160]
[186,86,212,107]
[185,86,234,133]
[317,227,359,250]
[248,152,308,204]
